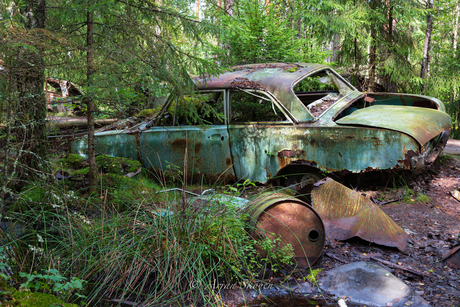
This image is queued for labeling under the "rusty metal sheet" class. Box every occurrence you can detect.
[230,123,420,183]
[311,178,408,251]
[336,105,452,145]
[246,192,325,267]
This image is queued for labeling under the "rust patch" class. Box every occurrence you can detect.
[400,149,418,167]
[345,136,355,139]
[246,193,325,267]
[171,139,187,147]
[277,156,290,169]
[338,152,342,158]
[364,96,375,103]
[230,77,265,90]
[226,158,232,166]
[231,63,301,73]
[277,149,305,158]
[195,141,201,154]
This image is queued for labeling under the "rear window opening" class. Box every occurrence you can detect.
[294,69,354,118]
[335,94,439,120]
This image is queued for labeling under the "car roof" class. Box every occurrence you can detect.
[195,63,330,121]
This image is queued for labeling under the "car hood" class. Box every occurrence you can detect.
[335,105,452,145]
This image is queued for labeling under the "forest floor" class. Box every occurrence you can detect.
[311,150,460,306]
[227,142,460,306]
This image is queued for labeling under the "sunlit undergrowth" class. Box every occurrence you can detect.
[0,159,297,306]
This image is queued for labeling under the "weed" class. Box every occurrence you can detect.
[415,193,431,203]
[438,154,452,164]
[305,268,322,283]
[19,269,85,301]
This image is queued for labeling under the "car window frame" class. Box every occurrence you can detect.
[228,88,295,125]
[292,68,357,121]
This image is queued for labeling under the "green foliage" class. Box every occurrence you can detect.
[215,0,327,65]
[44,0,221,118]
[19,269,85,301]
[305,268,322,283]
[167,94,225,125]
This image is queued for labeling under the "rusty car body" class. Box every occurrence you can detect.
[72,63,451,186]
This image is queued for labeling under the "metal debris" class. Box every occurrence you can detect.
[311,178,408,251]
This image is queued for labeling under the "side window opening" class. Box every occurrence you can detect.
[156,91,225,126]
[294,69,354,118]
[229,89,286,123]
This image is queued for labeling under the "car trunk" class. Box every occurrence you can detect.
[335,105,452,145]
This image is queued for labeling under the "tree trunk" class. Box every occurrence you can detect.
[387,0,393,43]
[14,0,49,184]
[368,0,377,92]
[86,9,98,194]
[368,29,376,92]
[420,0,433,94]
[453,0,459,52]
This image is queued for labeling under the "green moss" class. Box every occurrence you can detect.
[95,155,142,175]
[0,282,79,307]
[20,185,47,203]
[72,167,89,176]
[99,173,162,210]
[12,291,79,307]
[58,154,85,169]
[136,107,162,118]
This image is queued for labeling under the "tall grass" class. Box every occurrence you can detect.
[0,177,296,306]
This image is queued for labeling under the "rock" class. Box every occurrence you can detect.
[319,261,431,307]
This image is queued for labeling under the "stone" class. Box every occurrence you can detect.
[319,261,431,307]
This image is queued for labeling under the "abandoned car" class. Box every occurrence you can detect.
[72,63,451,190]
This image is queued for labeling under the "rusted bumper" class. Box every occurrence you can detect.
[411,129,450,175]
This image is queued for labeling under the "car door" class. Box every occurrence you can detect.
[139,90,236,183]
[227,88,293,183]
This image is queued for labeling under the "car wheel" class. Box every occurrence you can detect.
[287,171,323,200]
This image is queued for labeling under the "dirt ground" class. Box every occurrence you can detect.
[315,150,460,306]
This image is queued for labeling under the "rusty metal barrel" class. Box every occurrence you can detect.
[246,192,325,268]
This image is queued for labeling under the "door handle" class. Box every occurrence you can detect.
[209,134,225,141]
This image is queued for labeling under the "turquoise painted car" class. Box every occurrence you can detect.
[72,63,452,189]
